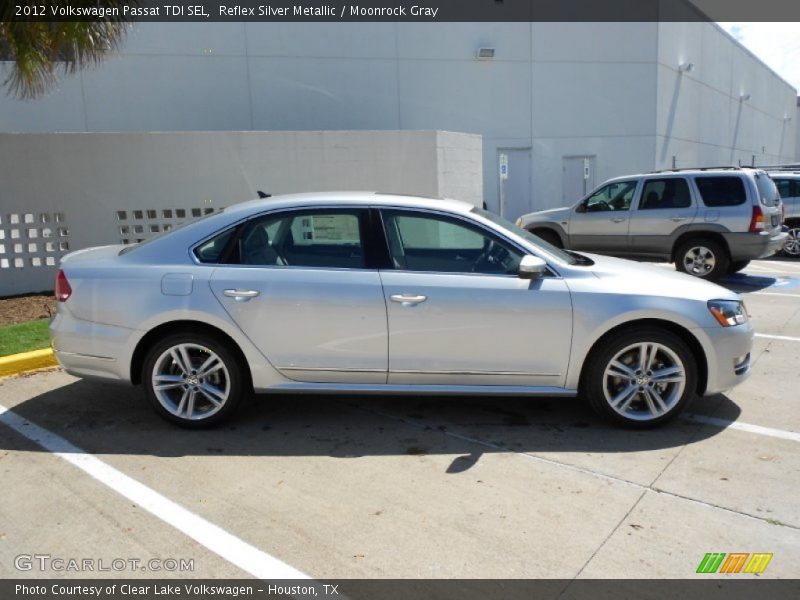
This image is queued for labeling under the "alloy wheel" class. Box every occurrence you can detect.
[151,343,231,421]
[683,246,716,276]
[784,228,800,257]
[603,342,687,421]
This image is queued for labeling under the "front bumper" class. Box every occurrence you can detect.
[694,321,754,396]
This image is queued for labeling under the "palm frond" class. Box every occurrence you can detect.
[0,1,138,99]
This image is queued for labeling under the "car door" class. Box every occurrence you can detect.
[377,208,573,388]
[568,179,639,253]
[628,176,697,256]
[208,207,388,384]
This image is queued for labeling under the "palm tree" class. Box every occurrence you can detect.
[0,1,137,99]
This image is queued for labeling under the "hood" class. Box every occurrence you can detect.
[520,206,572,224]
[581,253,741,303]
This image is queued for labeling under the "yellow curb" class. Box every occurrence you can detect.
[0,348,58,379]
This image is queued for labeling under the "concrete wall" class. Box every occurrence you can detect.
[655,22,797,169]
[0,22,796,213]
[0,130,482,296]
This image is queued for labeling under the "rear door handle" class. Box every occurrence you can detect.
[390,294,427,305]
[611,217,626,223]
[670,216,688,222]
[223,289,260,301]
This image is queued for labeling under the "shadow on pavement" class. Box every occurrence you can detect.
[0,378,740,470]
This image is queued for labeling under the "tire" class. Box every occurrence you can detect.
[675,238,729,280]
[142,332,246,428]
[582,327,697,428]
[531,228,563,248]
[728,260,750,274]
[783,227,800,258]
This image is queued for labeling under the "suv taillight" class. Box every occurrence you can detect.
[55,269,72,302]
[748,205,765,233]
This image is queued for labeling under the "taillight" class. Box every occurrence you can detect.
[748,205,765,233]
[55,269,72,302]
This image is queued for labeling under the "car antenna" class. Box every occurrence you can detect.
[256,190,271,198]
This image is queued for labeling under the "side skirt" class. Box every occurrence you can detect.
[256,383,578,397]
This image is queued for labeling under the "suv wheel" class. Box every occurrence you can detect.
[728,260,750,274]
[784,227,800,257]
[530,228,563,248]
[142,333,246,428]
[675,239,729,280]
[583,327,697,428]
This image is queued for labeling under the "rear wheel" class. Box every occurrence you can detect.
[728,260,750,274]
[675,238,729,280]
[530,228,563,248]
[783,227,800,257]
[582,327,697,428]
[142,333,246,428]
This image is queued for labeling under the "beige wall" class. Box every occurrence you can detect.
[0,130,482,296]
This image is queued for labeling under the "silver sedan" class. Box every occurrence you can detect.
[50,192,753,428]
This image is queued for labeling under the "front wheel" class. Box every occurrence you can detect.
[142,333,246,428]
[675,238,729,280]
[582,328,697,428]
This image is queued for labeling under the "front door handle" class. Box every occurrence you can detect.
[670,216,688,222]
[390,294,427,305]
[611,217,626,223]
[223,289,260,302]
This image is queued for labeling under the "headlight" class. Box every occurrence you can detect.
[708,300,748,327]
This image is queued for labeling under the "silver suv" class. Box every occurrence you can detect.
[517,167,788,279]
[769,170,800,257]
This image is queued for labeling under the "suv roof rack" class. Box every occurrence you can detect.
[650,166,742,173]
[754,163,800,172]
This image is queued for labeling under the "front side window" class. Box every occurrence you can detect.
[695,176,747,207]
[234,209,366,268]
[583,180,637,212]
[638,178,692,210]
[381,210,523,275]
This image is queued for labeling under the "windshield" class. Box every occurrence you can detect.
[471,206,576,264]
[118,209,224,255]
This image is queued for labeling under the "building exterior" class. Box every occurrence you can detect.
[0,21,796,220]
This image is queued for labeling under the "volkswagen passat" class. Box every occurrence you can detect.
[50,193,753,428]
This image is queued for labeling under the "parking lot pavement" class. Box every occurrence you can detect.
[0,257,799,579]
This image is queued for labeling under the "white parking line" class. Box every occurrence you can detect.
[751,291,800,299]
[754,332,800,342]
[687,414,800,443]
[0,403,310,580]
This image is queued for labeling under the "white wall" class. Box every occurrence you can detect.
[0,21,796,213]
[0,130,481,296]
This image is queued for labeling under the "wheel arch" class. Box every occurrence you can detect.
[671,230,731,263]
[578,318,708,396]
[130,320,253,389]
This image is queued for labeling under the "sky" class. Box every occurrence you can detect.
[719,22,800,92]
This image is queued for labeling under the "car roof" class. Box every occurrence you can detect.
[225,191,475,215]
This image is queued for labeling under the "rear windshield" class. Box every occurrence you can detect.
[695,176,747,207]
[755,173,780,207]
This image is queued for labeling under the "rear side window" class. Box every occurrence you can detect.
[639,178,691,210]
[195,228,235,263]
[774,179,793,198]
[695,176,747,207]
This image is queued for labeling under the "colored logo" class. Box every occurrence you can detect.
[696,552,773,574]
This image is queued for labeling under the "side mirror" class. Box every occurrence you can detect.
[518,255,548,279]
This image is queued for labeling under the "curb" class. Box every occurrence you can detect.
[0,348,58,379]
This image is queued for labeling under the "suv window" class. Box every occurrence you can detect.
[638,178,691,210]
[382,210,523,275]
[695,176,747,207]
[230,209,366,268]
[755,173,780,207]
[583,180,637,212]
[774,178,794,199]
